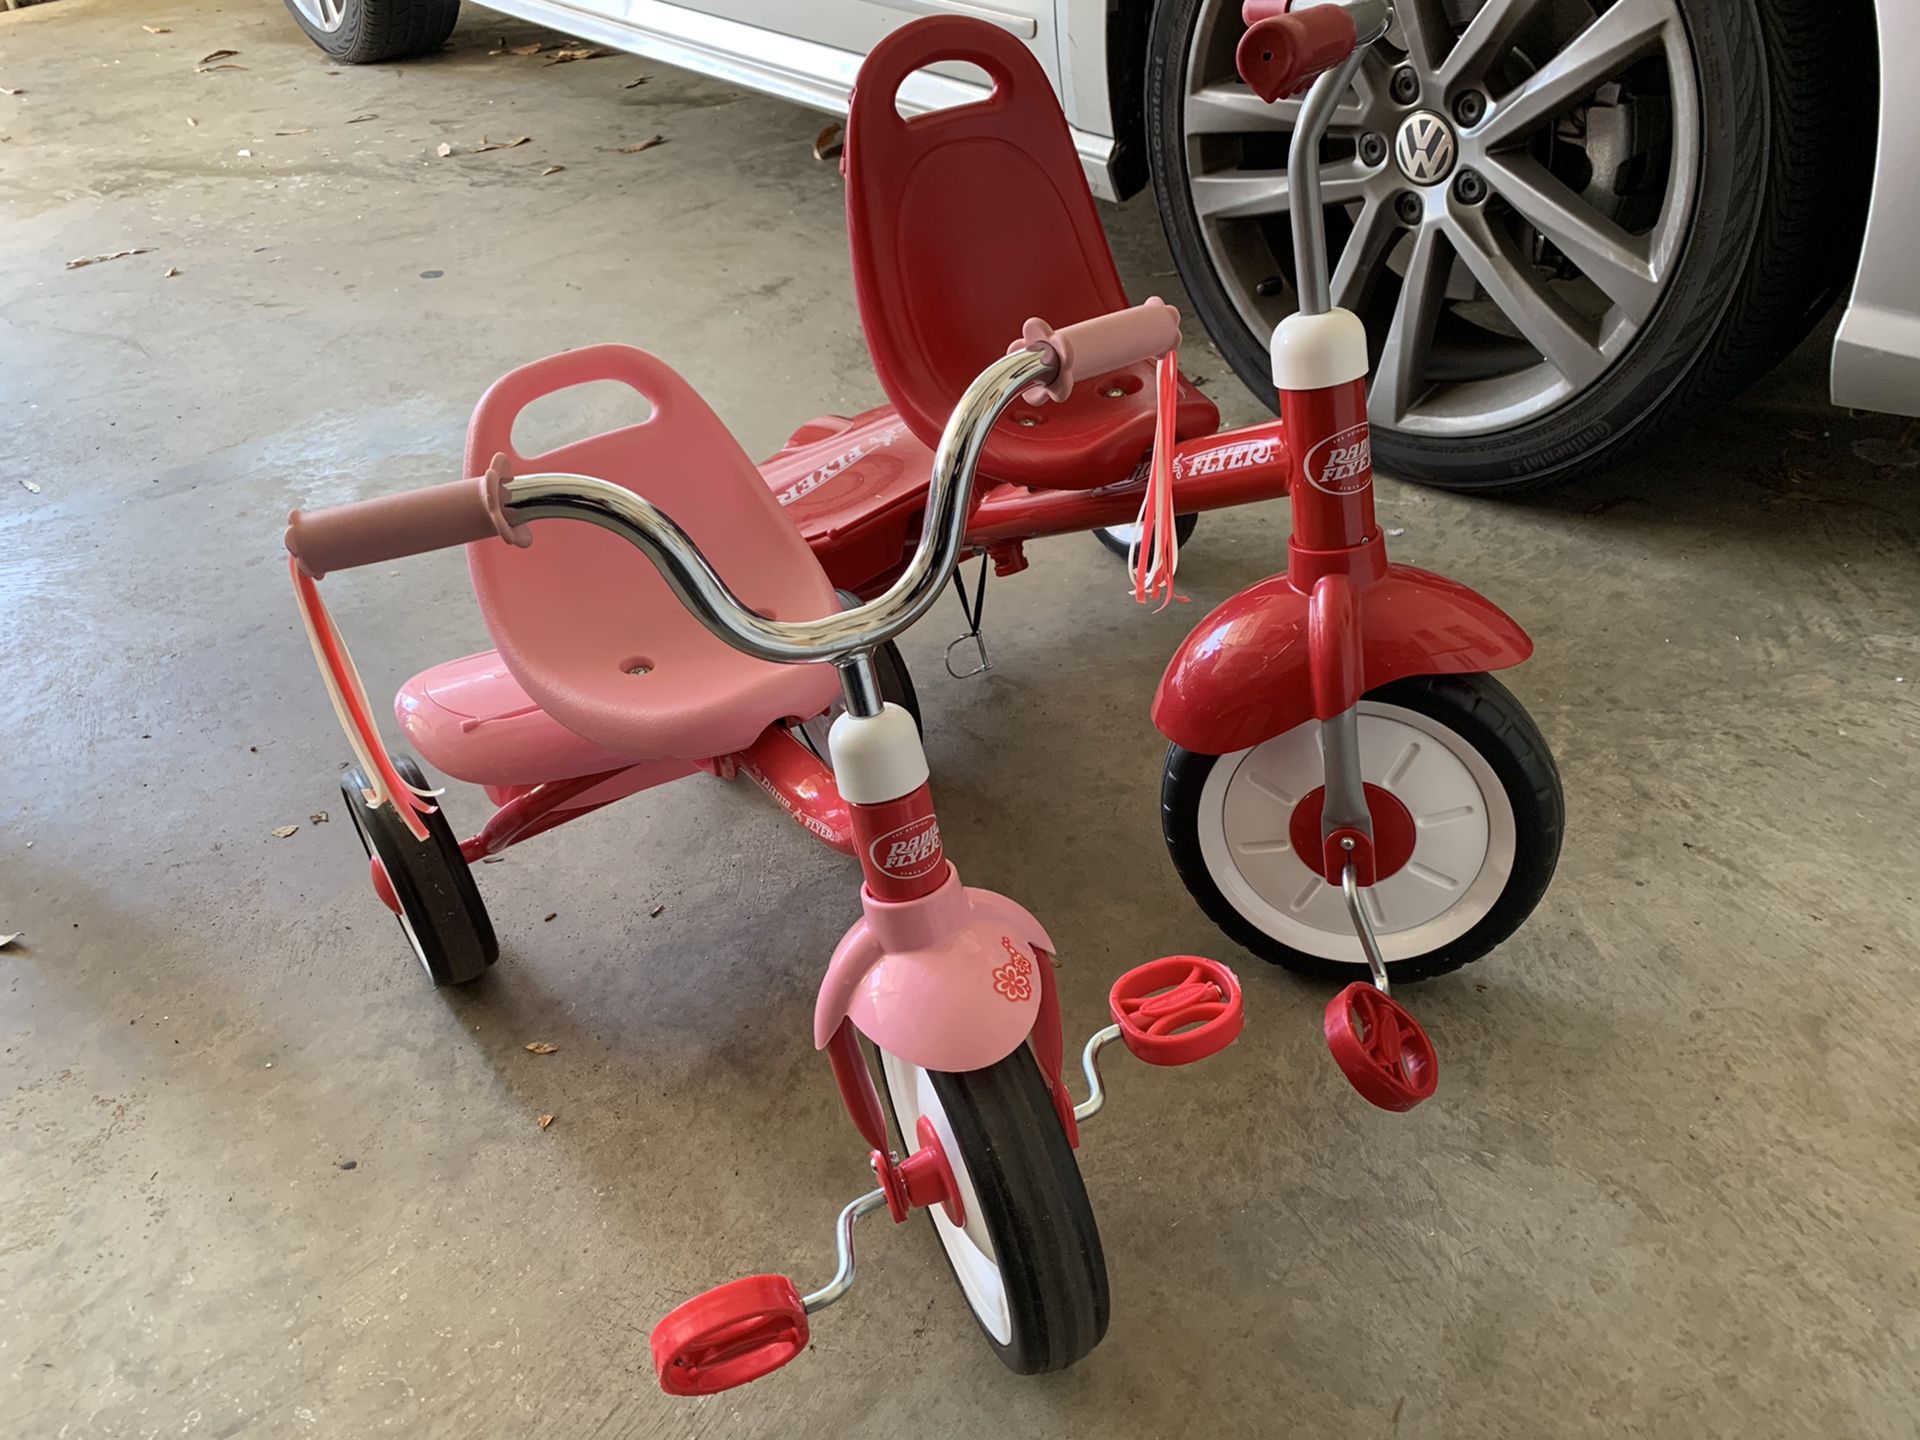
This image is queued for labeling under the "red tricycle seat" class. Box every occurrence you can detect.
[845,16,1218,491]
[461,345,841,763]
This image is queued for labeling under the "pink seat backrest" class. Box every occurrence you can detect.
[845,16,1132,458]
[462,344,839,713]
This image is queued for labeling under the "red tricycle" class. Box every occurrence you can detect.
[1149,0,1564,1096]
[327,10,1317,997]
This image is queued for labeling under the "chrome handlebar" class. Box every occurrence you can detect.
[1278,0,1394,317]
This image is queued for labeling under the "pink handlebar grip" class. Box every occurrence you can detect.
[1013,297,1182,403]
[285,454,529,579]
[1237,6,1359,101]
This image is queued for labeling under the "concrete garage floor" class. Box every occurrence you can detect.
[3,0,1918,1434]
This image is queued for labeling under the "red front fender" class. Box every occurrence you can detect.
[1152,563,1533,755]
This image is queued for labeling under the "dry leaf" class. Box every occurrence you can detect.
[812,123,843,162]
[19,478,41,494]
[199,48,239,64]
[503,42,545,56]
[309,810,329,824]
[346,112,378,123]
[539,164,565,176]
[0,934,19,949]
[436,141,454,157]
[271,825,299,839]
[274,127,312,136]
[537,1113,555,1129]
[1,88,25,97]
[542,912,557,922]
[648,904,665,918]
[618,135,665,154]
[66,247,154,269]
[524,1041,558,1055]
[544,46,607,64]
[163,266,180,278]
[621,75,648,89]
[472,134,531,152]
[144,24,171,33]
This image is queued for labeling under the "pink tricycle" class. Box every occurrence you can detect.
[285,306,1245,1393]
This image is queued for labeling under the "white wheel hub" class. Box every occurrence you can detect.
[1196,701,1516,965]
[878,1050,1011,1345]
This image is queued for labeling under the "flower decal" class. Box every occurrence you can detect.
[991,938,1034,1003]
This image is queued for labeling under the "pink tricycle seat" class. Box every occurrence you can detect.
[449,344,841,765]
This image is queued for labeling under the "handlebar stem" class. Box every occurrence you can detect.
[1288,47,1371,317]
[497,346,1057,668]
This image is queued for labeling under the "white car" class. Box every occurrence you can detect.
[282,0,1915,490]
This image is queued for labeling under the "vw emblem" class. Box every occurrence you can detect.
[1394,112,1457,186]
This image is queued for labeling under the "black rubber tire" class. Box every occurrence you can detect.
[1144,0,1869,492]
[281,0,460,64]
[876,1048,1109,1374]
[1162,673,1563,983]
[339,754,497,986]
[1092,511,1199,560]
[871,638,923,734]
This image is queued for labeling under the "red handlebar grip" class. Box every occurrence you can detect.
[1014,297,1182,403]
[285,457,526,579]
[1236,8,1359,102]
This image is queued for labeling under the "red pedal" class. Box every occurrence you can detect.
[651,1275,810,1396]
[1109,955,1244,1067]
[1324,982,1438,1111]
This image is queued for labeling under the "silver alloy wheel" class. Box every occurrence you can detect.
[289,0,347,31]
[1181,0,1700,435]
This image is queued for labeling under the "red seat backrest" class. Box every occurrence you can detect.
[845,16,1132,463]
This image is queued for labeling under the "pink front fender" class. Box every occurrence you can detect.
[813,867,1054,1074]
[1152,562,1533,755]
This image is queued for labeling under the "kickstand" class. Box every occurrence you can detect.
[944,555,993,679]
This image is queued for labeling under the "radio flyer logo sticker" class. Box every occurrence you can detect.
[1303,422,1372,495]
[868,813,943,881]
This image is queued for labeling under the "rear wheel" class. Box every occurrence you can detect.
[876,1047,1108,1373]
[282,0,460,64]
[339,754,497,986]
[1094,512,1199,560]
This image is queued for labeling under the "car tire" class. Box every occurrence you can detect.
[1145,0,1871,492]
[281,0,461,64]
